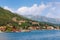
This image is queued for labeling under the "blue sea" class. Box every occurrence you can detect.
[0,30,60,40]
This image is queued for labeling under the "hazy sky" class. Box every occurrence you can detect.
[0,0,60,18]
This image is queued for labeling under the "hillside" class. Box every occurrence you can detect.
[0,7,30,26]
[0,7,41,32]
[0,7,60,32]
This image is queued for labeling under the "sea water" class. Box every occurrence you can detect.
[0,30,60,40]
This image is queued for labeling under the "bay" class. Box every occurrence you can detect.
[0,30,60,40]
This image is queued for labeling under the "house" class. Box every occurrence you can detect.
[7,24,13,27]
[18,20,26,23]
[18,22,21,25]
[28,26,36,30]
[28,26,40,30]
[42,26,46,29]
[0,26,6,32]
[12,17,17,22]
[12,26,17,32]
[32,22,39,25]
[18,20,26,25]
[47,26,54,30]
[55,26,60,30]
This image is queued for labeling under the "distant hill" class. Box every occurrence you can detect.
[24,15,60,25]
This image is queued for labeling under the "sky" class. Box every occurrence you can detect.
[0,0,60,18]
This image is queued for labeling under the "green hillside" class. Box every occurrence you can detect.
[0,7,59,32]
[0,7,29,26]
[0,7,41,32]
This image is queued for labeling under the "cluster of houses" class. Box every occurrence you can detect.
[0,26,6,32]
[0,24,60,32]
[0,22,60,32]
[0,17,60,32]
